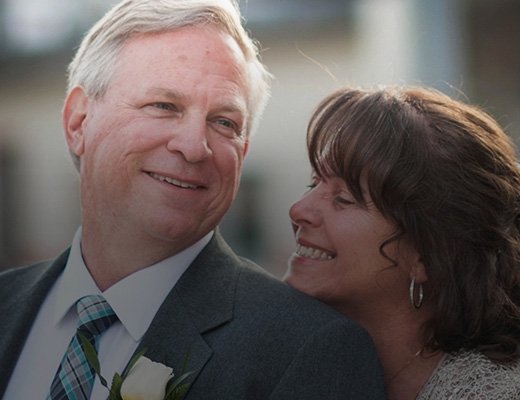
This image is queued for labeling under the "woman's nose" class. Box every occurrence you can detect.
[289,193,322,228]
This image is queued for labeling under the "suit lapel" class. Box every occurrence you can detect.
[0,233,240,395]
[138,231,240,387]
[0,250,69,396]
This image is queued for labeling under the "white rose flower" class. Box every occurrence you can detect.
[120,356,174,400]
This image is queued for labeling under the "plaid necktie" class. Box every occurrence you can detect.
[47,295,118,400]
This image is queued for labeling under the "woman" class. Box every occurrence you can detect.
[285,86,520,399]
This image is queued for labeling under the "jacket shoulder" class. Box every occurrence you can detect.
[235,255,365,334]
[208,256,386,399]
[0,250,69,303]
[0,261,50,291]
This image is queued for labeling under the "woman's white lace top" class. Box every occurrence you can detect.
[417,350,520,399]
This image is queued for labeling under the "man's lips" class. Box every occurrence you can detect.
[146,171,204,189]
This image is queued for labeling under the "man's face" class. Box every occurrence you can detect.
[65,25,250,253]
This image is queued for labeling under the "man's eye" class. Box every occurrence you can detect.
[216,118,235,128]
[213,118,242,138]
[151,102,176,111]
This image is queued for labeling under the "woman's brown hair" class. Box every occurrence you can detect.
[307,86,520,363]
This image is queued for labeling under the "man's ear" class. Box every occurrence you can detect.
[243,139,249,157]
[63,86,89,157]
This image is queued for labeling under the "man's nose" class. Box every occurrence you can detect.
[166,115,212,162]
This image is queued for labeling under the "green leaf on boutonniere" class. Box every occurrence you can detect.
[181,347,191,374]
[107,372,124,400]
[77,336,192,400]
[121,346,148,378]
[78,333,100,374]
[105,347,147,400]
[163,344,193,400]
[165,371,194,400]
[78,332,108,387]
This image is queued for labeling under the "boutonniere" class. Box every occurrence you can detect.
[79,334,193,400]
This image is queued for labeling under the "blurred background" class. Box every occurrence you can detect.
[1,0,519,277]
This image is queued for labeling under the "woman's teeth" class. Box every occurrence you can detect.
[296,244,334,260]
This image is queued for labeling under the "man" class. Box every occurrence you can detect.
[0,1,386,399]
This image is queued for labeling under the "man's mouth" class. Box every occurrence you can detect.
[295,244,335,261]
[147,172,200,189]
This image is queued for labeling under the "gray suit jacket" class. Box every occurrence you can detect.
[0,232,386,399]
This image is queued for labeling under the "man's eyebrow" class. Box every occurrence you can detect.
[146,86,248,116]
[219,102,248,116]
[146,87,187,101]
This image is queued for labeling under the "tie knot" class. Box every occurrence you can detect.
[76,295,118,337]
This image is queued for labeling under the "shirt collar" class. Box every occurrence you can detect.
[52,227,213,341]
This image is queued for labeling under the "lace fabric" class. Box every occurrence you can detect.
[417,349,520,399]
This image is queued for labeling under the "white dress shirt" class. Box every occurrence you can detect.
[4,227,212,400]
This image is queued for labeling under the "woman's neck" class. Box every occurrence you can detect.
[344,305,442,400]
[384,348,443,400]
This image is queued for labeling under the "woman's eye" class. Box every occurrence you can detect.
[306,175,321,190]
[334,196,355,206]
[333,189,356,206]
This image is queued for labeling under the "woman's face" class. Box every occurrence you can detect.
[284,175,417,316]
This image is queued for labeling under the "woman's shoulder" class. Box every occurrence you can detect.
[418,349,520,399]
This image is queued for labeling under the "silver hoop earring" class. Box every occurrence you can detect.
[409,278,424,309]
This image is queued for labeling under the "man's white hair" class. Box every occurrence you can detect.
[67,0,271,168]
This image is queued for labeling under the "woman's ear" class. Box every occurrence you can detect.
[398,238,428,284]
[410,257,428,285]
[63,86,89,157]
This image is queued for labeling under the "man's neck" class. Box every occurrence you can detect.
[80,224,187,291]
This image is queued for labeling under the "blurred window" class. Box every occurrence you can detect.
[1,0,350,57]
[1,0,118,56]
